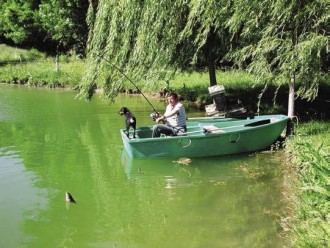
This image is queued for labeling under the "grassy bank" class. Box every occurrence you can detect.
[284,121,329,247]
[0,43,253,94]
[1,44,329,119]
[0,50,85,88]
[0,53,287,116]
[0,44,45,63]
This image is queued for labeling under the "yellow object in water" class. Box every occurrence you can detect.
[173,157,192,165]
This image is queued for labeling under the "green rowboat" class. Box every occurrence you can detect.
[120,114,290,158]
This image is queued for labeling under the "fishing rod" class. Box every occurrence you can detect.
[94,52,159,114]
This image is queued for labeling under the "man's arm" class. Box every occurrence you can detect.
[156,105,179,123]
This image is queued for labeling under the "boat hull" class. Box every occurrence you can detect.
[120,115,290,158]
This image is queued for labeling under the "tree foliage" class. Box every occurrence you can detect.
[79,0,233,100]
[0,0,39,44]
[227,0,329,101]
[0,0,328,116]
[80,0,328,109]
[80,0,186,100]
[0,0,88,53]
[38,0,89,53]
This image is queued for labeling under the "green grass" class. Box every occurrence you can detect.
[129,70,257,110]
[0,44,45,62]
[1,43,328,119]
[172,70,255,89]
[284,121,329,247]
[0,56,85,88]
[0,43,85,88]
[147,70,255,91]
[0,43,255,105]
[1,43,328,118]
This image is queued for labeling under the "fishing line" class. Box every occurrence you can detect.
[94,52,158,113]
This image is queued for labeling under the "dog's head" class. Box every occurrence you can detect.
[118,107,130,115]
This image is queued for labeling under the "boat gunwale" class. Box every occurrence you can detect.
[120,115,290,144]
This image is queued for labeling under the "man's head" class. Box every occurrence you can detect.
[167,92,178,106]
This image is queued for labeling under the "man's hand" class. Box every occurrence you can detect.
[156,116,166,123]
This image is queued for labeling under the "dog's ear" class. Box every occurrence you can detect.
[118,107,125,115]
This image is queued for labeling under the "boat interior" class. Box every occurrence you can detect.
[131,118,275,139]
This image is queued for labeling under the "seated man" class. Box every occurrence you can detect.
[152,92,187,138]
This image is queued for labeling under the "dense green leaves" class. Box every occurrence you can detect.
[81,0,328,104]
[0,0,88,53]
[228,0,329,101]
[0,0,328,111]
[80,0,189,100]
[38,0,88,52]
[0,0,38,43]
[80,0,233,100]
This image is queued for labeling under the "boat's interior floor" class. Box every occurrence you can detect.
[131,117,279,139]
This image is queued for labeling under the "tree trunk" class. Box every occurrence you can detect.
[208,58,217,86]
[55,45,60,72]
[205,28,217,87]
[288,72,295,118]
[55,54,59,72]
[288,22,298,118]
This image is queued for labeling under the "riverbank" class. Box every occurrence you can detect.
[1,58,329,120]
[283,121,329,247]
[2,44,330,118]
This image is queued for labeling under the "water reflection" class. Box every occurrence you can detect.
[122,149,253,179]
[121,149,286,247]
[0,152,48,248]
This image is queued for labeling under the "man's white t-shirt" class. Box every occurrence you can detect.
[164,102,186,127]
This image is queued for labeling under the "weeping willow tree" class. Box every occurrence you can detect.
[79,0,232,100]
[79,0,328,120]
[227,0,329,117]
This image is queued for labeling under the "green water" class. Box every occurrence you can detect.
[0,84,286,247]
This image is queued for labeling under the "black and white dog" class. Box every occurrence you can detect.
[118,107,137,139]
